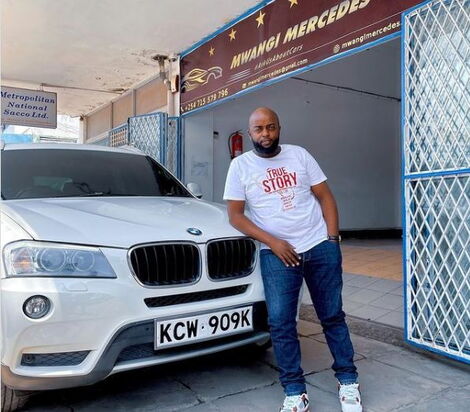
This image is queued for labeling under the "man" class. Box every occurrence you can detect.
[223,107,362,412]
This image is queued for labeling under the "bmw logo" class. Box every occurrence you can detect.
[187,228,202,236]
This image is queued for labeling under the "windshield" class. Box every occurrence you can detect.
[1,149,191,200]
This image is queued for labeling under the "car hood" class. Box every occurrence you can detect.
[1,197,242,248]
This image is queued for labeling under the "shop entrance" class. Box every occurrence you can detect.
[183,0,468,363]
[183,37,404,326]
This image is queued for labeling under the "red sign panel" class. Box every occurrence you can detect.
[180,0,421,114]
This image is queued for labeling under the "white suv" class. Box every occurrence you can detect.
[0,143,269,411]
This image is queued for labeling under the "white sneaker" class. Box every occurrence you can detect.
[280,393,310,412]
[338,383,362,412]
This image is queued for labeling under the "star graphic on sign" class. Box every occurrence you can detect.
[256,11,266,27]
[229,28,237,41]
[288,0,298,7]
[209,46,215,56]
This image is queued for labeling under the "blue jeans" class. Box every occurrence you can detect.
[260,240,358,395]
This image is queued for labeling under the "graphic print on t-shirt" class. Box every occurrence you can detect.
[262,166,298,211]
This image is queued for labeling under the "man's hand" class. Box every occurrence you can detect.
[226,200,300,267]
[268,238,301,267]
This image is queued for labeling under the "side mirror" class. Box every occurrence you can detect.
[187,182,203,199]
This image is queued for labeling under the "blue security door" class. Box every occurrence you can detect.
[402,0,469,362]
[128,112,167,164]
[106,112,182,179]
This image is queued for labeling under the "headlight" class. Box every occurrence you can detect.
[3,241,116,278]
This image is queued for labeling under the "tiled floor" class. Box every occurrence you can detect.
[342,239,403,281]
[302,273,404,328]
[342,273,404,328]
[302,239,405,329]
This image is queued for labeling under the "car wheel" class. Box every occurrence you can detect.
[1,383,32,412]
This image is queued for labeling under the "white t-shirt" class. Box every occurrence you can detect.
[223,144,328,253]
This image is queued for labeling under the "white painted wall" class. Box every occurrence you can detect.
[183,111,214,201]
[184,39,402,230]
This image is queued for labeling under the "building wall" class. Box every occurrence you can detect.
[183,111,214,200]
[113,92,133,128]
[84,78,168,142]
[86,104,111,141]
[135,79,167,115]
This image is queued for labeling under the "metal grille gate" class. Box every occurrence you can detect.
[167,116,182,179]
[109,123,128,148]
[403,0,469,362]
[128,113,166,164]
[103,113,182,179]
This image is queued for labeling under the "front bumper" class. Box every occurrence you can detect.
[1,246,268,391]
[2,301,269,390]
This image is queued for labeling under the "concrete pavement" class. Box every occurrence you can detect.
[22,308,470,411]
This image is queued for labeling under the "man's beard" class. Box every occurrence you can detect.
[252,137,280,156]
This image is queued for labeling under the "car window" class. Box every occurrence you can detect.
[1,149,191,200]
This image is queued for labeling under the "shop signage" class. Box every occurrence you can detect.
[1,86,57,128]
[180,0,421,114]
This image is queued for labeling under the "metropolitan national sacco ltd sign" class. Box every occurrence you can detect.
[1,86,57,129]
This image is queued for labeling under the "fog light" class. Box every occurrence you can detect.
[22,354,36,364]
[23,296,51,319]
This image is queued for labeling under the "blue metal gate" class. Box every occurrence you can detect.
[128,113,167,164]
[167,116,182,180]
[105,113,182,180]
[109,123,128,148]
[402,0,469,362]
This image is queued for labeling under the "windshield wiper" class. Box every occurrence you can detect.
[78,193,146,197]
[77,192,107,197]
[77,193,176,197]
[101,193,141,197]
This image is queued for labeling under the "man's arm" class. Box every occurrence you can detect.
[227,200,300,267]
[311,182,339,237]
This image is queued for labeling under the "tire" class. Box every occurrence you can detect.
[1,383,32,412]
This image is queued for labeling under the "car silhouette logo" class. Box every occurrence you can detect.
[181,66,223,92]
[187,228,202,236]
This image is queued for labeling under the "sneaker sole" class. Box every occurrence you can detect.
[280,405,310,412]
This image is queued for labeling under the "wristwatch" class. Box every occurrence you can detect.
[327,235,342,242]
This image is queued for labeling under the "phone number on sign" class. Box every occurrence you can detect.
[182,88,229,112]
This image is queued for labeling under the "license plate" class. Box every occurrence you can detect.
[155,306,253,349]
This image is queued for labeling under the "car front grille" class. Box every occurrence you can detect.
[21,351,90,367]
[130,243,200,286]
[144,285,249,308]
[207,238,256,280]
